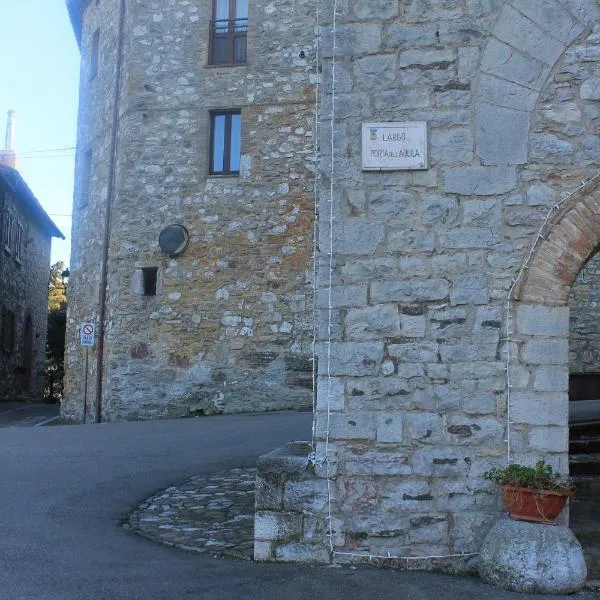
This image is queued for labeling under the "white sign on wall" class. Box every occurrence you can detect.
[80,322,96,347]
[362,122,428,171]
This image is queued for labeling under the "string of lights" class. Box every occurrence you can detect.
[311,0,321,452]
[324,0,339,556]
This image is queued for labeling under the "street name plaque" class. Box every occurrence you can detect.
[362,121,428,171]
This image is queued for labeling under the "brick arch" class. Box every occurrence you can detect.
[475,0,599,166]
[514,178,600,306]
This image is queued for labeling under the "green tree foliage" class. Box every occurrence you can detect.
[46,261,67,401]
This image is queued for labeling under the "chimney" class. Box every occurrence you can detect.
[0,110,17,169]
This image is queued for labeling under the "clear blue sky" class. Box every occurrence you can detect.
[1,1,80,265]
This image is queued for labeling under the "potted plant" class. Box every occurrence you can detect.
[484,460,574,524]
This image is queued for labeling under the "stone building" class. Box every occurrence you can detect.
[253,0,600,573]
[64,0,317,422]
[0,112,64,402]
[66,0,600,571]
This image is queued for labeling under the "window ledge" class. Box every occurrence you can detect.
[207,173,240,179]
[205,63,248,69]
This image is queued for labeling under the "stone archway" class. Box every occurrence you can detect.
[474,0,600,167]
[511,178,600,577]
[509,179,600,470]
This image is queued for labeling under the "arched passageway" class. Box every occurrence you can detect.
[513,178,600,576]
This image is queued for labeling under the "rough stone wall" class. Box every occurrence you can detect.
[0,185,51,402]
[570,254,600,375]
[63,0,317,421]
[570,253,600,375]
[255,0,600,569]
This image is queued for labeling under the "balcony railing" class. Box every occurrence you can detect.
[209,18,248,66]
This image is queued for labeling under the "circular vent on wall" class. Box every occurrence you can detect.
[159,224,189,257]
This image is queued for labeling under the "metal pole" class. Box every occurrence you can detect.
[83,348,89,423]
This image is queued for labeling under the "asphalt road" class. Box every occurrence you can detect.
[0,411,597,600]
[0,401,60,428]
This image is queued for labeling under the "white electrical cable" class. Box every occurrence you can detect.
[324,0,338,555]
[310,0,321,453]
[334,550,479,561]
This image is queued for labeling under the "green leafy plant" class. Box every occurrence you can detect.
[484,460,573,492]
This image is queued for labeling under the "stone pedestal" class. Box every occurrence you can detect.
[479,517,587,594]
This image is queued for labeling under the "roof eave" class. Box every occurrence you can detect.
[66,0,90,48]
[0,167,65,240]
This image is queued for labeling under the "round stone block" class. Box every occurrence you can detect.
[479,518,587,594]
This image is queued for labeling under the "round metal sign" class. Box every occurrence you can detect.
[158,224,189,257]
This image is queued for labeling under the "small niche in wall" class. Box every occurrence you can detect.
[142,267,158,296]
[132,267,159,296]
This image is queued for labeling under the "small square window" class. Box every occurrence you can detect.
[80,149,92,208]
[142,267,158,296]
[210,110,242,175]
[2,210,13,255]
[2,307,16,353]
[14,222,24,264]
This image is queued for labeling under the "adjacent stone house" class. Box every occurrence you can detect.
[0,114,64,402]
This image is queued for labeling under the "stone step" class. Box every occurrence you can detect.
[570,492,600,580]
[572,476,600,498]
[569,505,600,536]
[569,454,600,477]
[570,421,600,440]
[584,550,600,581]
[570,437,600,454]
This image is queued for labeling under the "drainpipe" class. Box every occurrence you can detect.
[95,0,126,423]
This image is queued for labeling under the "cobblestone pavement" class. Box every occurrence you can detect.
[127,467,257,560]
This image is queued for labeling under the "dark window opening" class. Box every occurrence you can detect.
[14,222,24,264]
[142,267,158,296]
[209,0,248,65]
[2,210,13,255]
[22,315,33,389]
[90,30,100,80]
[81,149,92,208]
[569,373,600,401]
[210,110,242,175]
[2,307,16,353]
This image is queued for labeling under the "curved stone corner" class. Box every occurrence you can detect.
[254,442,332,564]
[479,518,587,594]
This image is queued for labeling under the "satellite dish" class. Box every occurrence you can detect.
[159,224,189,256]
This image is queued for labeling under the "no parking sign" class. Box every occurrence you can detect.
[80,322,96,347]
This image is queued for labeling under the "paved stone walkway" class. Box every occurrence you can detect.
[127,467,257,560]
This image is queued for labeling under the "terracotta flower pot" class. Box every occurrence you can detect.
[500,485,574,524]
